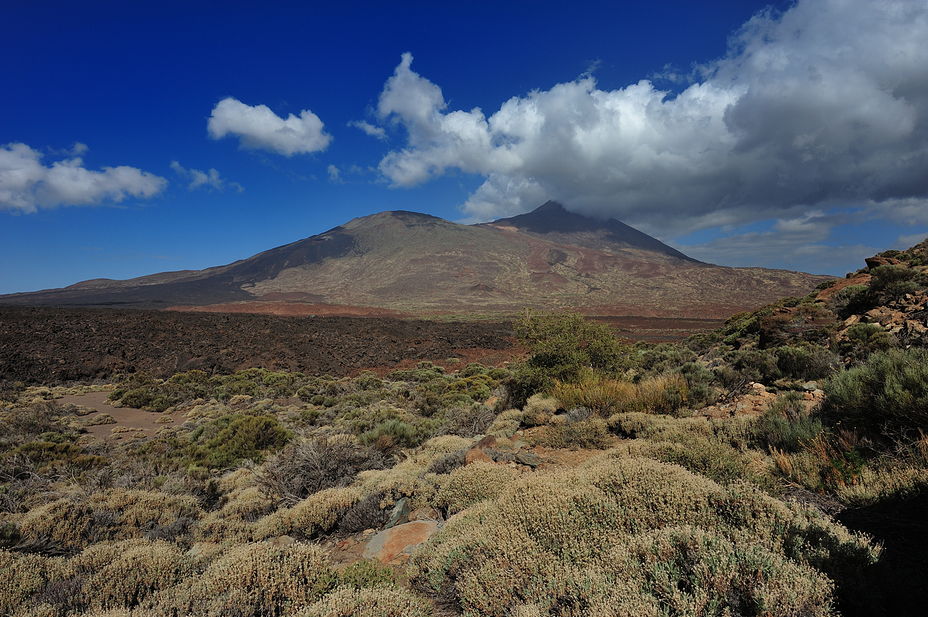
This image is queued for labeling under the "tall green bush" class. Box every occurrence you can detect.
[822,348,928,440]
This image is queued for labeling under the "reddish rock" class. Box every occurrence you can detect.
[465,448,494,465]
[865,256,902,269]
[362,520,438,563]
[474,435,498,450]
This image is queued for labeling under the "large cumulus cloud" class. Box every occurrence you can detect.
[0,142,167,213]
[208,97,332,156]
[370,0,928,239]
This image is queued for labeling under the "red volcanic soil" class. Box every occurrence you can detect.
[0,306,514,385]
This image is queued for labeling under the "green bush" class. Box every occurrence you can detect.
[359,419,433,453]
[840,323,894,363]
[869,264,920,300]
[185,414,292,469]
[753,391,823,453]
[515,309,629,383]
[822,348,928,440]
[776,345,836,381]
[723,348,780,384]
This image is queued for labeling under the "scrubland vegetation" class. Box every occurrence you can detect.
[2,242,928,616]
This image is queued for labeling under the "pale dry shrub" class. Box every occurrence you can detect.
[411,435,473,465]
[294,585,431,617]
[521,394,558,427]
[192,510,255,544]
[95,489,201,535]
[218,485,276,523]
[216,466,256,493]
[409,456,876,616]
[355,461,440,511]
[552,372,691,417]
[837,464,928,504]
[20,490,204,550]
[157,541,335,617]
[486,409,523,438]
[605,525,833,617]
[531,415,613,450]
[17,499,98,551]
[435,462,518,515]
[71,539,189,611]
[551,374,638,416]
[253,486,363,540]
[0,550,65,615]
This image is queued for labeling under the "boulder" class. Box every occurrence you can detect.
[362,520,439,564]
[465,447,494,466]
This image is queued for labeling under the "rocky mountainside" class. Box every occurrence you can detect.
[0,202,829,318]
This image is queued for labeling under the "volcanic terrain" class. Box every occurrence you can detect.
[0,202,829,318]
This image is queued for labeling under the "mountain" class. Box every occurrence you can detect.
[0,203,830,318]
[481,201,697,261]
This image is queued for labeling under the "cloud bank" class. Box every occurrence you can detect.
[371,0,928,240]
[208,97,332,156]
[0,143,167,213]
[170,161,242,192]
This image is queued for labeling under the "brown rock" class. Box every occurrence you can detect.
[362,520,439,563]
[465,447,494,465]
[474,434,498,450]
[865,256,902,269]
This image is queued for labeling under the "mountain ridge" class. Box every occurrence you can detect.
[0,203,829,318]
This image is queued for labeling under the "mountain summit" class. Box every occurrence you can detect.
[484,201,696,262]
[0,203,828,317]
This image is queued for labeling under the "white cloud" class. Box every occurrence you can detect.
[327,164,341,183]
[348,120,387,140]
[895,232,928,249]
[207,97,332,156]
[170,160,242,192]
[373,0,928,240]
[0,142,167,213]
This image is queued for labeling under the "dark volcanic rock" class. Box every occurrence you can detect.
[0,306,512,384]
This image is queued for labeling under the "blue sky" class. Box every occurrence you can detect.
[2,0,928,295]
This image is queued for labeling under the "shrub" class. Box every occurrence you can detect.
[514,309,629,384]
[723,349,780,384]
[256,436,386,508]
[438,403,496,438]
[869,264,919,301]
[822,348,928,440]
[185,413,292,470]
[550,371,691,417]
[254,486,363,540]
[435,462,518,515]
[408,456,877,616]
[337,559,396,590]
[754,391,823,453]
[424,449,466,475]
[841,323,894,362]
[776,345,836,381]
[521,394,558,426]
[0,551,65,615]
[827,284,871,317]
[71,539,189,611]
[531,415,613,450]
[338,491,387,534]
[161,542,336,616]
[296,585,431,617]
[359,419,434,454]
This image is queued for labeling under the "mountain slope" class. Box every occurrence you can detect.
[482,200,697,262]
[0,203,829,318]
